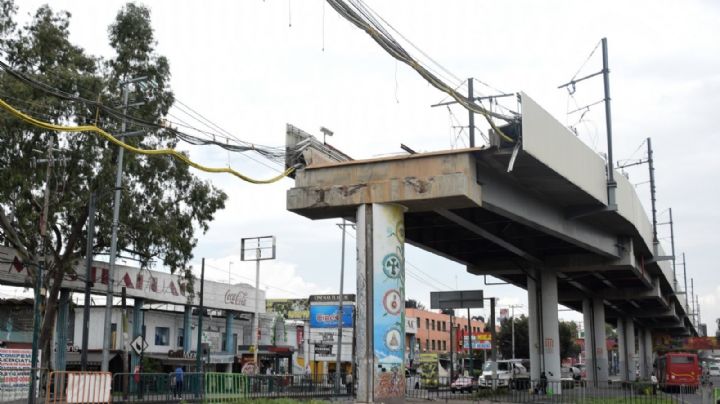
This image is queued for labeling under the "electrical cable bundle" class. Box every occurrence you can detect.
[325,0,518,143]
[0,59,300,166]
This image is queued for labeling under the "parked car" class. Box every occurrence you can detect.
[709,364,720,377]
[450,376,476,393]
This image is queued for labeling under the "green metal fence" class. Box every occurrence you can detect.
[204,372,249,402]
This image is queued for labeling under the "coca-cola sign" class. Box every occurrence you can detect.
[225,290,248,306]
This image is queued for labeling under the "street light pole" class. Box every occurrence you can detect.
[334,219,347,394]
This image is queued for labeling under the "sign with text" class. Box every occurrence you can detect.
[309,294,356,303]
[309,305,353,328]
[0,246,264,313]
[458,332,492,351]
[0,348,40,402]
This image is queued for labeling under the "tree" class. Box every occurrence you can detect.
[0,1,227,371]
[559,321,581,360]
[497,315,529,359]
[405,299,426,310]
[440,308,455,316]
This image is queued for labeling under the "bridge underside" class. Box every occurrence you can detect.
[287,144,690,337]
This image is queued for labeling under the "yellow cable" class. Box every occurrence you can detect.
[0,97,294,184]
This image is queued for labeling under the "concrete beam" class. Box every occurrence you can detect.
[435,208,543,265]
[475,156,620,258]
[287,151,482,219]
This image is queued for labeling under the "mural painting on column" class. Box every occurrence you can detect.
[373,205,406,399]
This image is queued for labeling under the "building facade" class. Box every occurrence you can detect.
[406,308,485,354]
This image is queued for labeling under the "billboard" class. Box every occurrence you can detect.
[266,299,309,320]
[0,246,264,313]
[458,332,492,350]
[309,305,353,328]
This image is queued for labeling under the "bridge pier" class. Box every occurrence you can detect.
[583,298,608,385]
[527,270,561,393]
[356,203,406,403]
[637,327,653,379]
[617,318,627,381]
[624,317,637,382]
[643,328,653,378]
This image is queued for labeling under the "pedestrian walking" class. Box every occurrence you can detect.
[174,366,184,398]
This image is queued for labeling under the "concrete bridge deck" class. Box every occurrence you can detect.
[286,93,692,396]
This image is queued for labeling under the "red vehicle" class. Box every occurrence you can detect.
[656,352,700,390]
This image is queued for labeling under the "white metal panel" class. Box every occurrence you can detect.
[520,92,608,205]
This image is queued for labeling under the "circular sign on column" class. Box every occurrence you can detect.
[382,253,402,279]
[383,289,402,315]
[384,327,402,352]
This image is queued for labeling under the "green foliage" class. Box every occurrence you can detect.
[559,321,581,360]
[0,0,226,367]
[497,315,529,359]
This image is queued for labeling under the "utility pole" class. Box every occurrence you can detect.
[647,138,658,249]
[669,209,677,289]
[467,308,473,374]
[241,236,275,371]
[691,278,696,328]
[334,219,348,394]
[601,37,617,208]
[506,304,523,360]
[80,192,96,371]
[682,253,688,312]
[558,37,616,209]
[102,76,145,371]
[195,258,206,372]
[468,78,475,148]
[28,136,54,404]
[490,298,497,387]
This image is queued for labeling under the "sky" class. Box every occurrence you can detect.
[6,0,720,335]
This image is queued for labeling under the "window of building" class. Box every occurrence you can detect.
[425,339,429,351]
[177,328,184,347]
[155,327,170,346]
[426,319,430,330]
[431,320,435,330]
[442,340,447,351]
[464,325,467,331]
[416,317,421,329]
[431,340,436,350]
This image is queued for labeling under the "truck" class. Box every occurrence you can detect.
[477,359,529,389]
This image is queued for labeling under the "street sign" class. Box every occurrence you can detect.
[314,343,332,355]
[430,290,484,309]
[130,336,148,356]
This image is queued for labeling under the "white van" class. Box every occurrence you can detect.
[709,363,720,377]
[478,360,528,388]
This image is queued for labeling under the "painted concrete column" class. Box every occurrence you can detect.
[643,329,653,378]
[582,299,596,384]
[225,311,235,373]
[617,318,627,381]
[540,270,561,393]
[592,298,608,383]
[638,328,647,380]
[527,273,541,382]
[356,203,406,403]
[624,318,636,382]
[131,298,144,371]
[54,289,70,371]
[183,305,192,353]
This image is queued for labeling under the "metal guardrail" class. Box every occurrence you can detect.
[405,377,711,403]
[45,371,112,404]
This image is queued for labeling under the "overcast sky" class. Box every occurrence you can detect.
[8,0,720,335]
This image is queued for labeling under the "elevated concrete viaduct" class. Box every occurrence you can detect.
[286,93,693,400]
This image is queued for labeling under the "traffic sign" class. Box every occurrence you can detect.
[130,336,148,355]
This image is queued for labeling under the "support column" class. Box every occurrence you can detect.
[356,204,406,403]
[643,329,653,378]
[638,328,647,380]
[54,289,70,371]
[617,318,627,382]
[624,318,636,382]
[225,311,234,373]
[527,273,541,382]
[582,299,597,385]
[540,270,561,393]
[183,305,192,353]
[131,299,144,371]
[592,298,608,384]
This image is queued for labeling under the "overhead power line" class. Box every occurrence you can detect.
[0,97,296,184]
[325,0,518,143]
